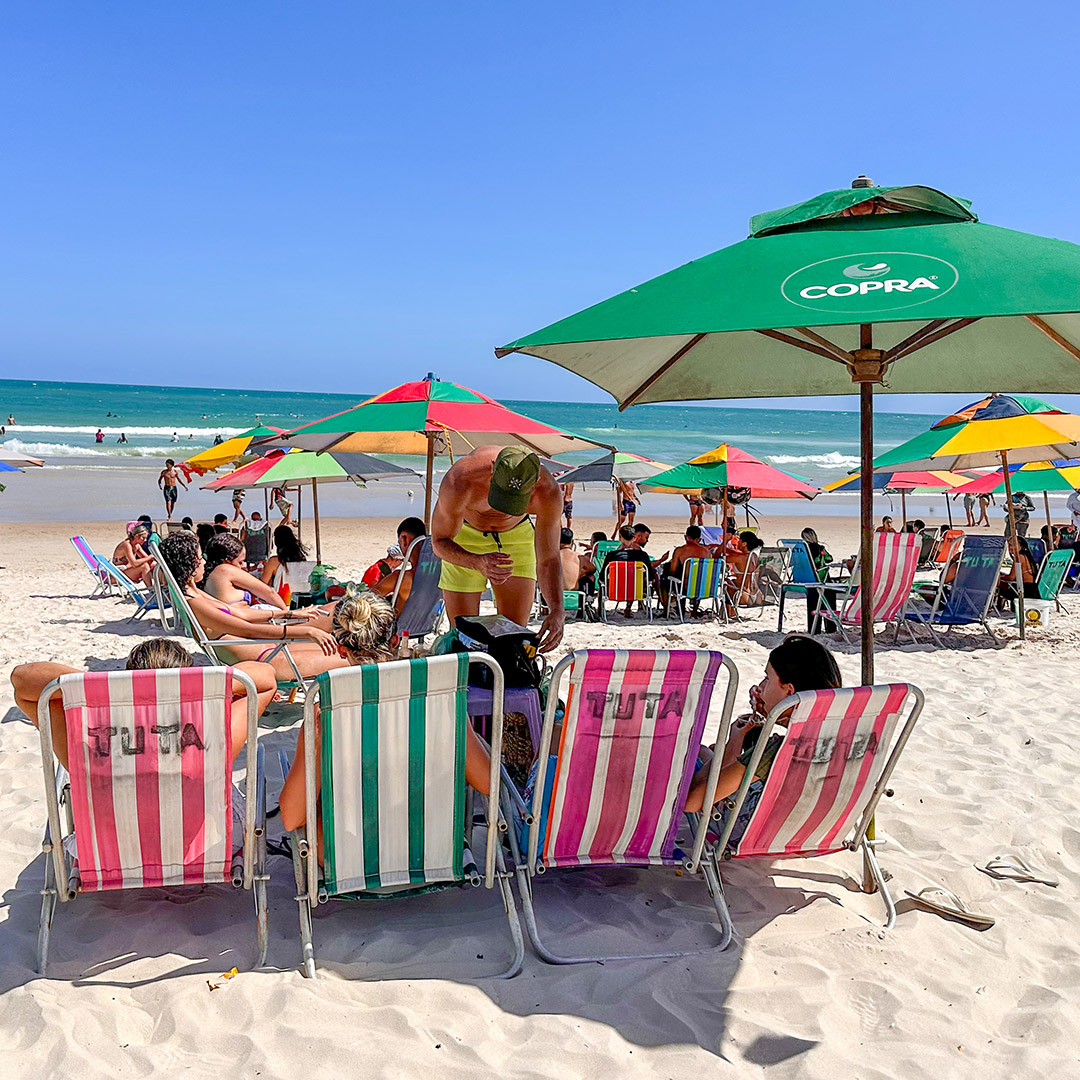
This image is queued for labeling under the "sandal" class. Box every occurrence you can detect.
[904,886,995,930]
[977,853,1058,887]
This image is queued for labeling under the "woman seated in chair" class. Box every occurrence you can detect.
[11,639,277,771]
[996,535,1039,609]
[260,525,312,601]
[158,531,348,682]
[684,635,841,825]
[277,589,492,850]
[202,533,288,612]
[726,531,764,607]
[112,521,156,585]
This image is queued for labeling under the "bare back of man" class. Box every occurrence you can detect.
[431,445,565,652]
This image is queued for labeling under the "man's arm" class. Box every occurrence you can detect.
[532,484,565,652]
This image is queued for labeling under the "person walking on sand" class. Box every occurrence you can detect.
[560,481,575,529]
[232,487,247,522]
[963,491,976,527]
[977,492,993,527]
[431,445,564,652]
[158,457,188,517]
[614,476,640,533]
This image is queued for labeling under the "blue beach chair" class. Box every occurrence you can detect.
[899,534,1005,645]
[776,540,822,631]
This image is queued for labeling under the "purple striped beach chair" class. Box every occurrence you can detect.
[70,535,112,597]
[810,532,921,641]
[514,649,739,963]
[713,682,924,937]
[35,666,267,972]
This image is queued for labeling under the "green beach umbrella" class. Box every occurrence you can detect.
[498,178,1080,678]
[955,458,1080,541]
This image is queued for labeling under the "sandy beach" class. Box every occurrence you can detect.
[1,515,1077,1077]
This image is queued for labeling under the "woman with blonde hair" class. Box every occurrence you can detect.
[278,588,492,843]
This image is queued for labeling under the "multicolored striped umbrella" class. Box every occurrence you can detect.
[953,459,1080,495]
[181,425,286,478]
[641,443,819,499]
[554,450,671,485]
[268,374,609,521]
[825,469,973,526]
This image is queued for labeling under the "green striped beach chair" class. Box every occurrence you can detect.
[289,651,524,978]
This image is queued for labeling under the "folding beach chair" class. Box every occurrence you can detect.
[242,524,270,568]
[287,652,524,978]
[756,546,788,608]
[599,559,652,621]
[809,533,921,643]
[148,538,309,696]
[712,682,924,934]
[70,535,115,598]
[390,536,446,641]
[34,666,267,972]
[1036,548,1074,612]
[590,540,620,572]
[899,535,1005,644]
[93,553,160,620]
[915,529,939,568]
[511,649,739,962]
[776,540,822,631]
[665,557,726,622]
[1027,537,1047,572]
[933,528,964,566]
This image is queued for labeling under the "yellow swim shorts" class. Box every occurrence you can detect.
[439,518,537,593]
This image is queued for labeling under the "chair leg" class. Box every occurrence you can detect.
[860,837,898,930]
[289,829,317,978]
[37,828,59,974]
[254,766,269,968]
[493,842,525,978]
[700,853,734,950]
[513,862,732,964]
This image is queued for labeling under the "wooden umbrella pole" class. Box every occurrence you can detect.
[900,490,907,529]
[946,493,953,527]
[423,433,435,528]
[858,374,875,685]
[312,479,322,564]
[297,486,303,543]
[1043,489,1053,544]
[1000,450,1025,640]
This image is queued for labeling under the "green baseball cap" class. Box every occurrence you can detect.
[489,446,541,515]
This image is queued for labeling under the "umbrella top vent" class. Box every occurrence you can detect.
[851,175,875,188]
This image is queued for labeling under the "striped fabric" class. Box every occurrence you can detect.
[320,653,469,894]
[934,529,964,565]
[733,684,910,859]
[841,532,921,625]
[70,535,110,592]
[59,668,234,891]
[682,558,724,600]
[541,650,723,868]
[604,560,647,602]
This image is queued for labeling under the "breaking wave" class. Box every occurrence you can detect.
[0,439,195,458]
[768,452,860,469]
[3,424,246,437]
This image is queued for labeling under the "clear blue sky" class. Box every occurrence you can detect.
[3,2,1079,414]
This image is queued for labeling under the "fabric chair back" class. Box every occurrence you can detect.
[730,683,920,860]
[779,540,820,585]
[396,537,445,638]
[56,668,237,891]
[70,535,102,573]
[1037,548,1074,601]
[604,559,647,602]
[531,650,730,869]
[840,532,920,625]
[1027,537,1047,570]
[243,526,270,564]
[680,557,725,600]
[312,653,491,895]
[934,529,964,564]
[938,535,1006,623]
[917,530,938,565]
[591,540,620,570]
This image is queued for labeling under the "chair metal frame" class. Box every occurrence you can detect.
[288,652,524,979]
[1036,548,1074,613]
[665,556,726,622]
[512,649,740,964]
[776,539,823,631]
[598,558,653,621]
[35,668,267,972]
[389,535,447,641]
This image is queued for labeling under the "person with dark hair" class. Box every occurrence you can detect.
[159,531,345,681]
[10,640,277,772]
[259,525,311,598]
[685,635,842,817]
[996,535,1039,608]
[727,530,765,608]
[370,516,429,613]
[607,525,655,616]
[202,533,287,611]
[558,527,595,591]
[661,524,714,612]
[181,516,195,531]
[213,513,229,534]
[157,458,187,516]
[195,521,216,556]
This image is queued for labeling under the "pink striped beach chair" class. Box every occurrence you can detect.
[810,532,921,641]
[513,649,739,963]
[713,682,924,936]
[35,667,267,972]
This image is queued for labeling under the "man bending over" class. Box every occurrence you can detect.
[431,445,564,652]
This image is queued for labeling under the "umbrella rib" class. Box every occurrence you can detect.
[754,328,852,365]
[791,327,853,364]
[1025,315,1080,364]
[620,333,707,409]
[886,318,979,361]
[881,319,947,360]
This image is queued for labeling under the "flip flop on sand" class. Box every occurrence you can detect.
[903,887,996,930]
[977,853,1059,887]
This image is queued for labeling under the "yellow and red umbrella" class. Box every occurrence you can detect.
[180,425,286,480]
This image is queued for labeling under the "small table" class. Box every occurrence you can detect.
[467,684,542,752]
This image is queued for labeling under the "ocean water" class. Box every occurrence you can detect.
[0,376,1003,524]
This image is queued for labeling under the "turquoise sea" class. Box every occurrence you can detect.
[0,377,979,523]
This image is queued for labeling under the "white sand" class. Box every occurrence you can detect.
[1,516,1078,1077]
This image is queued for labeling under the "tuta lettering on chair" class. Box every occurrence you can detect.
[788,730,880,765]
[584,687,687,721]
[87,722,207,757]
